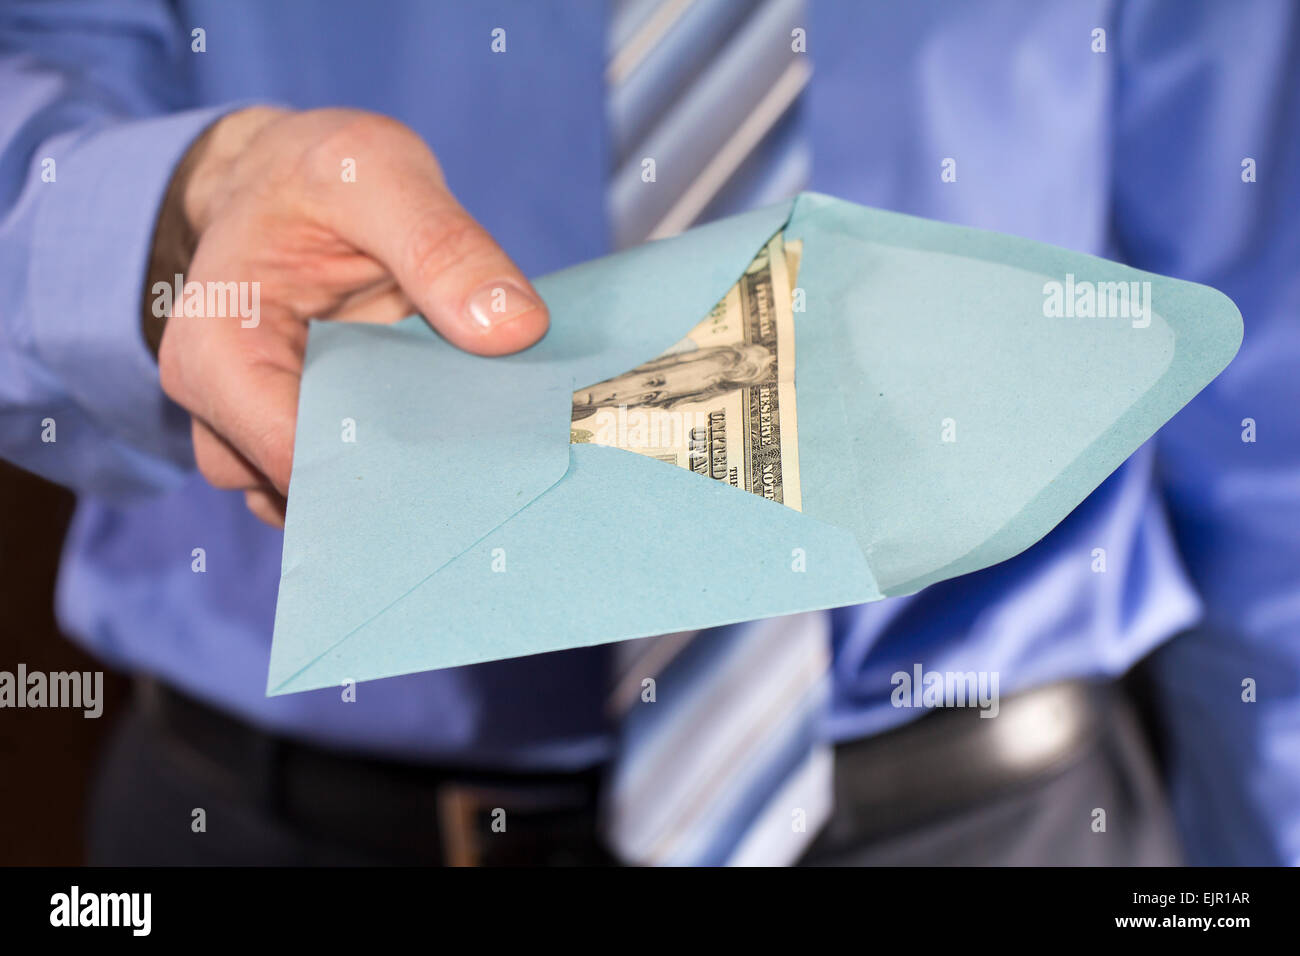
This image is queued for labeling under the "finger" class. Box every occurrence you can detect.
[192,419,265,490]
[244,487,287,528]
[321,157,549,356]
[164,296,303,497]
[210,356,301,496]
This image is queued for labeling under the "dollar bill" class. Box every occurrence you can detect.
[571,232,803,511]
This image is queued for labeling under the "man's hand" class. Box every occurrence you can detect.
[153,107,549,526]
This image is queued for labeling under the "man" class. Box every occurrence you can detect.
[1,1,1296,864]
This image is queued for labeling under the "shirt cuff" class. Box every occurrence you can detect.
[28,105,246,473]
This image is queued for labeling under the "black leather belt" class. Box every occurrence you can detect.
[140,676,1113,865]
[814,679,1113,852]
[140,681,612,866]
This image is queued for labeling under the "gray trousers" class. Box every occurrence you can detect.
[801,681,1182,866]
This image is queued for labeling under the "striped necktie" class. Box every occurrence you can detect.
[607,0,812,248]
[602,0,832,866]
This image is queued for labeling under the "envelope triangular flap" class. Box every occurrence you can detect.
[784,191,1242,597]
[525,198,798,382]
[273,444,876,694]
[269,320,575,691]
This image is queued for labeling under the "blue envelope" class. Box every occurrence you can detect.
[267,192,1241,696]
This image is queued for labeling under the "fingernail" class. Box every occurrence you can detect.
[464,280,543,331]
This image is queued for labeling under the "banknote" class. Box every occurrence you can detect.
[571,232,803,511]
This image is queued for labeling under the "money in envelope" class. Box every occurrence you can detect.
[267,192,1240,695]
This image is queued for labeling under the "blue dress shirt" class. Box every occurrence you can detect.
[1,0,1295,863]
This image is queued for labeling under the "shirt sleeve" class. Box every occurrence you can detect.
[0,2,239,499]
[1112,0,1300,864]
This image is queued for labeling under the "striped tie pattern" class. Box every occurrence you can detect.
[604,614,834,865]
[606,0,812,247]
[602,0,832,866]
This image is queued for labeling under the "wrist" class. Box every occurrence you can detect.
[143,106,286,356]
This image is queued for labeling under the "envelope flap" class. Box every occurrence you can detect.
[273,443,879,694]
[785,192,1242,596]
[527,199,796,377]
[270,318,572,690]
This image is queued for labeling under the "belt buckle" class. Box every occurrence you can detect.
[436,783,491,867]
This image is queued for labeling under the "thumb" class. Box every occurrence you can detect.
[330,174,549,356]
